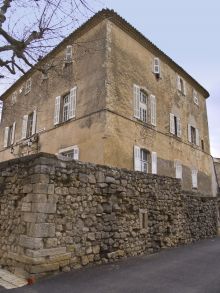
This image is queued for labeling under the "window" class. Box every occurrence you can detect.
[3,122,16,147]
[21,110,37,139]
[193,90,199,105]
[59,145,79,160]
[11,92,17,105]
[188,124,199,146]
[25,78,32,95]
[134,146,157,174]
[139,209,148,230]
[54,87,77,125]
[65,45,73,63]
[133,85,156,126]
[192,169,198,188]
[177,75,186,95]
[153,57,160,76]
[201,139,204,151]
[175,160,182,179]
[170,113,181,137]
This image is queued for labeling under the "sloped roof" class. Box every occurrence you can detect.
[0,9,209,100]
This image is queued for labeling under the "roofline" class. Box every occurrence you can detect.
[0,9,210,100]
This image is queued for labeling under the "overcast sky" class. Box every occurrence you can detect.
[0,0,219,157]
[93,0,220,157]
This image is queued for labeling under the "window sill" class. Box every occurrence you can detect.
[54,117,75,128]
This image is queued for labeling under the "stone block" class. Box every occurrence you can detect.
[32,183,49,194]
[29,263,59,274]
[26,247,66,258]
[88,174,96,184]
[28,223,55,238]
[21,203,32,212]
[48,195,58,203]
[22,212,47,223]
[23,184,33,193]
[45,238,58,248]
[96,171,105,183]
[31,174,50,184]
[48,184,55,195]
[79,173,88,183]
[19,235,43,249]
[31,194,47,203]
[32,203,56,214]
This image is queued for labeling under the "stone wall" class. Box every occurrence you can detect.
[0,153,217,278]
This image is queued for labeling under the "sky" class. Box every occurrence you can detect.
[92,0,220,157]
[0,0,219,157]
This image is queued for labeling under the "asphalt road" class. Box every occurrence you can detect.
[1,237,220,293]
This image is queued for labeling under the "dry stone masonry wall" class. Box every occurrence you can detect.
[0,153,217,278]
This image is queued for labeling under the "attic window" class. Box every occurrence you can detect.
[153,57,160,77]
[25,78,32,95]
[65,45,73,63]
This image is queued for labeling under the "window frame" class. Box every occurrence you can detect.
[25,78,32,95]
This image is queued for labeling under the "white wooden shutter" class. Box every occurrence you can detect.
[183,80,187,96]
[177,76,181,91]
[133,85,140,119]
[192,169,198,188]
[151,152,157,174]
[196,128,200,146]
[153,58,160,74]
[150,95,156,126]
[3,127,9,147]
[73,146,79,160]
[188,124,192,142]
[175,161,182,179]
[54,96,61,125]
[177,117,181,137]
[21,115,28,139]
[31,110,37,135]
[11,122,16,144]
[65,45,73,63]
[134,145,141,171]
[170,113,175,134]
[69,87,77,119]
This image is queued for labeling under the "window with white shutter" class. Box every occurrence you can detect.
[192,169,198,188]
[177,75,186,95]
[11,122,16,145]
[188,124,199,146]
[65,45,73,63]
[133,85,140,119]
[196,129,200,146]
[193,90,199,105]
[175,161,182,179]
[153,58,160,75]
[54,96,61,125]
[151,152,157,174]
[59,145,79,160]
[3,126,9,147]
[150,95,156,126]
[31,110,37,136]
[21,115,28,139]
[134,145,141,171]
[69,87,77,119]
[170,113,181,137]
[25,78,32,95]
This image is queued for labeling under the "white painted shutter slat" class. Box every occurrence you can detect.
[196,129,200,146]
[170,113,175,134]
[21,115,28,139]
[54,96,61,125]
[177,117,181,137]
[133,85,140,119]
[3,127,9,147]
[11,122,16,144]
[188,124,192,142]
[151,152,157,174]
[69,87,77,119]
[134,145,141,171]
[150,95,156,126]
[175,161,182,179]
[32,110,37,135]
[73,146,79,160]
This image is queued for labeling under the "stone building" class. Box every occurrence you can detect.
[0,9,216,195]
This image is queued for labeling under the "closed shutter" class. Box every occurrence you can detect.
[196,129,200,146]
[3,127,9,147]
[73,146,79,160]
[65,45,73,63]
[177,76,181,91]
[31,110,37,135]
[134,145,141,171]
[188,124,192,142]
[153,58,160,74]
[183,80,187,96]
[175,161,182,179]
[177,117,181,137]
[151,152,157,174]
[170,113,175,134]
[11,122,16,144]
[54,96,61,125]
[150,95,156,126]
[192,169,198,188]
[133,85,140,119]
[69,87,77,119]
[21,115,28,139]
